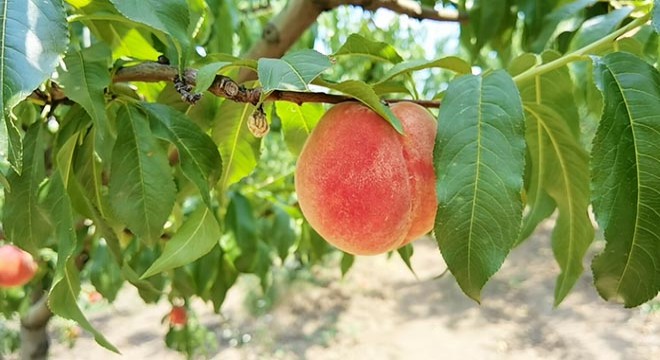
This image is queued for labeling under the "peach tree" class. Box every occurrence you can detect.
[1,0,659,357]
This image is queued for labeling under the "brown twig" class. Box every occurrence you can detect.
[113,62,441,108]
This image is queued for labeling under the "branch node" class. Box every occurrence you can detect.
[220,76,240,98]
[262,23,280,44]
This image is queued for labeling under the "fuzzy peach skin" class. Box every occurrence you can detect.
[295,102,437,255]
[0,244,38,288]
[393,102,438,245]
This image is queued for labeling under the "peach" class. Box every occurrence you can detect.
[0,244,38,287]
[295,102,437,255]
[169,306,187,327]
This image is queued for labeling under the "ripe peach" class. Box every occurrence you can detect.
[295,102,437,255]
[0,244,38,287]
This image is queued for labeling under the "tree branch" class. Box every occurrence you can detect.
[113,62,440,108]
[353,0,467,23]
[238,0,465,82]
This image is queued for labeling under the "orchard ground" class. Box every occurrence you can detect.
[41,220,660,360]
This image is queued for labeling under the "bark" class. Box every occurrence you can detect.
[19,293,52,360]
[238,0,326,81]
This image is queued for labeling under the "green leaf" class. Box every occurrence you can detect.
[591,52,660,307]
[434,70,526,302]
[69,0,161,62]
[208,250,237,312]
[109,0,190,67]
[524,104,593,305]
[141,103,222,208]
[1,0,68,170]
[120,264,163,302]
[469,0,508,50]
[225,192,258,273]
[88,241,124,302]
[141,207,221,279]
[275,102,323,156]
[258,49,332,93]
[530,0,597,52]
[333,34,403,63]
[46,171,118,353]
[568,7,632,51]
[59,45,112,158]
[269,207,295,262]
[516,51,581,137]
[193,61,229,93]
[377,57,471,85]
[55,135,78,189]
[212,101,261,190]
[397,244,416,276]
[71,128,107,218]
[108,103,176,244]
[3,124,51,254]
[1,115,22,172]
[513,50,585,243]
[340,253,354,278]
[372,81,412,96]
[320,80,403,133]
[205,0,235,54]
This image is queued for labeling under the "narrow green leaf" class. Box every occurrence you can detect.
[377,57,471,85]
[591,52,660,307]
[569,7,632,51]
[3,124,51,254]
[434,70,526,302]
[275,102,323,156]
[514,50,583,241]
[519,189,556,242]
[71,128,106,218]
[193,61,229,93]
[397,244,416,276]
[530,0,597,52]
[209,252,237,312]
[321,80,403,133]
[141,103,222,208]
[212,101,261,189]
[59,45,112,158]
[333,34,403,63]
[205,0,235,54]
[120,264,163,301]
[0,0,68,170]
[516,51,581,136]
[258,49,331,93]
[469,0,508,50]
[141,207,221,279]
[69,0,161,62]
[109,0,190,67]
[339,253,355,278]
[225,192,258,273]
[2,113,22,172]
[372,81,412,96]
[269,207,295,262]
[340,253,354,278]
[88,241,124,302]
[46,172,118,353]
[108,104,176,244]
[525,104,593,305]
